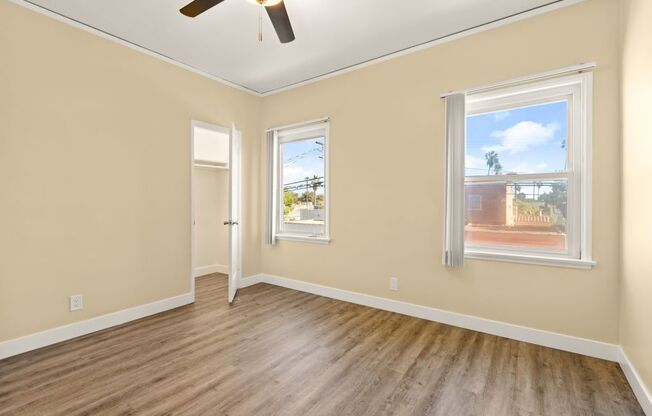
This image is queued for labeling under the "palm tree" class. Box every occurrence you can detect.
[535,181,543,200]
[305,175,322,207]
[485,151,500,175]
[310,175,321,207]
[494,161,503,175]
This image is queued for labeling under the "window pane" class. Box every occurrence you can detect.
[466,101,568,176]
[464,180,568,251]
[281,137,325,235]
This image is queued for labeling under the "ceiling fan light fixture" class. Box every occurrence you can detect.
[248,0,283,6]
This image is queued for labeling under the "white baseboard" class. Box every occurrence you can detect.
[0,292,194,361]
[194,263,229,277]
[241,273,619,362]
[239,274,264,288]
[619,347,652,415]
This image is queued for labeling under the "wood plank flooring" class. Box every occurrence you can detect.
[0,274,644,416]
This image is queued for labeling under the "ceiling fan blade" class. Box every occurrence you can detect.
[265,1,295,43]
[180,0,225,17]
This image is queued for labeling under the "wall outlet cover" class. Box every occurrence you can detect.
[69,294,83,311]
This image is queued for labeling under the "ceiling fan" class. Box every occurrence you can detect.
[180,0,295,44]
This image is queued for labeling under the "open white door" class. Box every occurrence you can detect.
[227,124,242,303]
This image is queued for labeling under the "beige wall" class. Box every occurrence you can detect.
[0,0,637,355]
[0,0,261,341]
[260,0,622,343]
[620,0,652,394]
[194,166,229,273]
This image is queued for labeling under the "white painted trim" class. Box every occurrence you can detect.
[323,121,331,242]
[194,163,229,170]
[240,274,618,362]
[192,120,231,136]
[239,274,265,288]
[266,117,330,133]
[191,119,231,300]
[0,292,193,360]
[619,348,652,416]
[581,72,594,262]
[275,235,331,245]
[440,62,596,98]
[7,0,260,96]
[465,250,597,269]
[259,0,588,96]
[190,120,196,300]
[464,172,569,183]
[194,263,229,277]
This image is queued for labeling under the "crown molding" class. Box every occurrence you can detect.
[7,0,262,97]
[259,0,588,96]
[9,0,587,97]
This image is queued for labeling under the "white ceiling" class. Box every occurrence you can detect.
[25,0,563,94]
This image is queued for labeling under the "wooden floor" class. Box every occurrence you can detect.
[0,275,643,416]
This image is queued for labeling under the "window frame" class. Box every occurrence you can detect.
[462,73,595,269]
[272,120,330,244]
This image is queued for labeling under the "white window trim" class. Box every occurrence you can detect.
[463,73,594,269]
[270,119,331,244]
[465,250,596,270]
[275,234,331,244]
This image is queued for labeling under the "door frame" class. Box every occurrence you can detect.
[190,119,232,300]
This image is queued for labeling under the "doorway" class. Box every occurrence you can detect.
[190,120,242,303]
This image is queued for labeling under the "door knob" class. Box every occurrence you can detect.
[223,220,239,226]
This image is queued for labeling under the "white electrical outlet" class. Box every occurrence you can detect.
[389,277,398,291]
[69,294,83,311]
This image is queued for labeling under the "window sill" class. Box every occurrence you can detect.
[276,234,331,245]
[465,250,596,270]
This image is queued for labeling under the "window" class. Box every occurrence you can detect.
[445,73,594,268]
[268,119,330,243]
[468,194,483,211]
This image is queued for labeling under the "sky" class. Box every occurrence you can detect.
[282,137,325,195]
[466,101,568,177]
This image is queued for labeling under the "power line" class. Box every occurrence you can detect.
[284,141,325,165]
[283,176,324,193]
[284,148,323,165]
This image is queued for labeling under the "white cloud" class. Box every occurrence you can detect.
[493,111,511,121]
[483,121,559,154]
[536,162,548,170]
